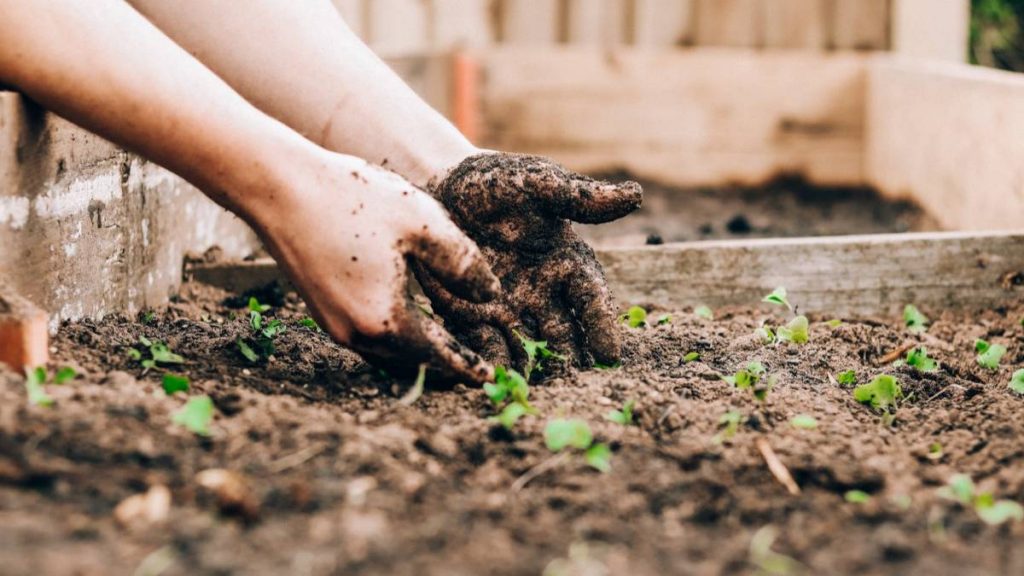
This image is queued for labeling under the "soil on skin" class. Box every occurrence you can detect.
[2,281,1023,575]
[578,175,940,248]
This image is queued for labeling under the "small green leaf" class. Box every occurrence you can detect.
[584,443,612,473]
[127,348,143,361]
[694,305,714,320]
[516,332,565,377]
[24,366,53,407]
[976,499,1024,526]
[493,402,528,430]
[975,339,991,354]
[139,336,153,347]
[826,319,843,328]
[247,297,270,313]
[845,490,871,504]
[836,370,857,386]
[483,382,507,405]
[141,311,156,325]
[938,474,976,505]
[149,342,184,364]
[905,347,938,372]
[904,305,929,334]
[622,306,648,328]
[53,366,77,385]
[299,317,321,331]
[1009,369,1024,395]
[976,340,1006,370]
[790,414,818,429]
[927,442,943,461]
[544,419,593,452]
[762,287,792,310]
[172,396,214,436]
[754,324,776,344]
[776,315,809,344]
[683,351,700,363]
[656,314,672,326]
[237,339,259,363]
[593,361,621,370]
[853,374,903,412]
[250,310,263,331]
[713,410,744,443]
[604,399,635,426]
[141,359,156,370]
[161,373,190,394]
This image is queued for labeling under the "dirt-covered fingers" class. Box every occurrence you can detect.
[563,257,622,365]
[533,302,585,368]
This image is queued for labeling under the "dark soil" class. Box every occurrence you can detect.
[2,280,1023,576]
[577,175,940,248]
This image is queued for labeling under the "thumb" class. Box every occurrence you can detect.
[408,208,500,303]
[556,176,643,224]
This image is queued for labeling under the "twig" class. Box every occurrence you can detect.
[876,343,916,366]
[756,438,801,496]
[511,452,570,493]
[266,442,327,474]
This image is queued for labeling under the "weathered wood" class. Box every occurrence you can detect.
[478,48,867,186]
[866,57,1024,232]
[499,0,560,44]
[891,0,969,62]
[367,0,430,57]
[763,0,827,50]
[695,0,762,47]
[830,0,889,51]
[632,0,695,47]
[187,232,1024,317]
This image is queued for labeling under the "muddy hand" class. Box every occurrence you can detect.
[255,152,500,385]
[419,153,642,369]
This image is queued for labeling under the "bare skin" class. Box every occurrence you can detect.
[0,0,499,383]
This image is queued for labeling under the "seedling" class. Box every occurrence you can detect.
[516,332,566,378]
[927,442,944,461]
[694,305,714,320]
[713,410,745,444]
[141,311,156,325]
[762,287,793,311]
[621,306,648,328]
[173,395,214,436]
[484,366,537,429]
[298,317,322,332]
[853,374,902,413]
[903,304,929,334]
[593,361,621,370]
[128,336,185,373]
[493,402,528,430]
[748,525,803,576]
[790,414,818,430]
[398,364,427,406]
[937,474,1024,526]
[755,322,776,344]
[54,366,77,384]
[247,297,270,314]
[238,298,286,362]
[544,418,611,473]
[845,490,871,504]
[604,399,635,426]
[655,314,672,326]
[975,339,1006,370]
[836,370,857,386]
[826,319,843,328]
[162,373,190,394]
[1010,369,1024,395]
[24,365,79,407]
[723,361,777,402]
[904,347,938,372]
[683,351,700,363]
[776,315,809,344]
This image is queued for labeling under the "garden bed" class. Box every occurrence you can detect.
[1,278,1023,575]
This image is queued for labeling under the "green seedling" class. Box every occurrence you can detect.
[162,373,190,394]
[604,399,635,426]
[1010,369,1024,395]
[790,414,818,430]
[927,442,944,461]
[238,299,286,362]
[755,322,776,345]
[248,296,270,313]
[593,361,621,370]
[937,474,1024,526]
[762,287,793,311]
[516,332,566,378]
[975,339,1006,370]
[904,304,929,334]
[656,314,672,326]
[141,311,156,325]
[398,364,427,407]
[826,319,843,328]
[484,366,537,429]
[493,402,528,430]
[723,361,777,402]
[845,490,871,504]
[694,305,714,320]
[173,395,214,436]
[713,410,745,444]
[128,336,184,373]
[836,370,857,386]
[24,366,53,407]
[853,374,903,413]
[683,351,700,363]
[544,419,611,473]
[621,306,648,328]
[905,347,938,372]
[776,315,809,344]
[54,366,77,384]
[748,525,804,576]
[298,317,322,331]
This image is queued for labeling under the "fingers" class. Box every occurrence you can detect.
[564,258,622,366]
[555,176,643,225]
[534,302,584,368]
[407,203,501,303]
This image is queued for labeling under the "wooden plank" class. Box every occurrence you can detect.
[633,0,695,47]
[891,0,969,62]
[763,0,827,50]
[187,231,1024,317]
[565,0,630,46]
[831,0,889,51]
[499,0,560,44]
[430,0,493,50]
[694,0,762,47]
[366,0,430,57]
[478,48,867,186]
[331,0,366,38]
[866,57,1024,231]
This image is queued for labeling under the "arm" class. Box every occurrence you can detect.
[0,0,499,383]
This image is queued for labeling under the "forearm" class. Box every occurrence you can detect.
[126,0,476,187]
[0,0,315,225]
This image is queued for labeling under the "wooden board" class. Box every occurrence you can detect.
[763,0,827,50]
[694,0,762,47]
[187,232,1024,317]
[477,48,867,186]
[830,0,889,51]
[632,0,695,47]
[866,57,1024,232]
[499,0,560,44]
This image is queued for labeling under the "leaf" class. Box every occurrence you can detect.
[247,297,270,313]
[127,348,143,361]
[493,402,528,430]
[161,373,190,394]
[54,366,77,385]
[483,382,508,405]
[141,311,156,325]
[845,490,871,504]
[249,310,263,331]
[683,351,700,363]
[139,336,153,347]
[299,317,321,331]
[593,361,621,370]
[903,304,929,334]
[905,347,938,372]
[544,419,593,452]
[927,442,944,461]
[853,374,903,412]
[24,366,53,407]
[149,342,184,364]
[937,474,975,505]
[236,339,259,363]
[1010,369,1024,395]
[398,364,427,406]
[516,332,565,377]
[584,443,612,473]
[975,339,991,353]
[141,359,156,371]
[655,314,672,326]
[604,399,635,426]
[776,315,809,344]
[694,305,714,320]
[762,287,792,310]
[173,396,214,436]
[790,414,818,429]
[976,341,1006,370]
[976,499,1024,525]
[826,319,843,328]
[754,324,776,344]
[714,410,744,443]
[622,306,648,329]
[836,370,857,386]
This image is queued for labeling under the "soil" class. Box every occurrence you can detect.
[2,280,1023,576]
[577,175,940,248]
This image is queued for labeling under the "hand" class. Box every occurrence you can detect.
[417,153,642,370]
[251,152,501,384]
